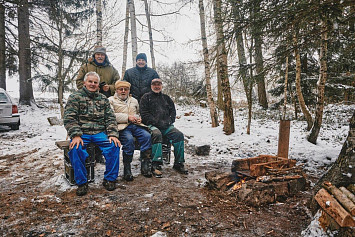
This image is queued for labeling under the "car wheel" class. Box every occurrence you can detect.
[10,122,20,130]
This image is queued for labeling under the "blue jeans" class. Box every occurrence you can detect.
[119,124,151,156]
[68,132,120,185]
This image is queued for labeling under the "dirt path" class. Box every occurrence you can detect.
[0,141,312,236]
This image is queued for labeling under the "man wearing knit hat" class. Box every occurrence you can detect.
[76,46,120,97]
[109,80,155,180]
[123,52,160,102]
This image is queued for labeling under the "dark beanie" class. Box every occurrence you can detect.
[136,53,147,62]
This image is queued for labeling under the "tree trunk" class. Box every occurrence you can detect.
[0,3,5,90]
[198,0,218,128]
[216,48,224,110]
[213,0,234,135]
[18,0,34,105]
[96,0,102,46]
[308,20,328,144]
[128,0,137,66]
[252,0,268,109]
[311,110,355,201]
[122,0,129,78]
[143,0,156,70]
[293,31,313,130]
[283,56,289,120]
[233,2,252,134]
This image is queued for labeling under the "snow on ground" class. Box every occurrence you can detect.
[1,91,354,236]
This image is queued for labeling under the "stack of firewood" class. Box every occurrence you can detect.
[315,182,355,228]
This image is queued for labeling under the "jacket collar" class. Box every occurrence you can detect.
[83,87,99,98]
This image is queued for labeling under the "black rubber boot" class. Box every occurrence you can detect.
[173,163,188,175]
[141,149,152,178]
[123,153,134,181]
[76,183,88,196]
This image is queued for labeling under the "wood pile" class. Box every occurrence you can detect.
[315,182,355,229]
[205,155,307,206]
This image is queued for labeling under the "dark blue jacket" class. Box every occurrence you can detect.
[123,65,159,102]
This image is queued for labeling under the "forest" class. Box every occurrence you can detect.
[0,0,354,236]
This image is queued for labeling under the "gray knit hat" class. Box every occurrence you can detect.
[93,46,106,55]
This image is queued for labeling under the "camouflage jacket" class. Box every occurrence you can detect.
[64,87,119,139]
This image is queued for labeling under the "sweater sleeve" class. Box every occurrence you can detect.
[104,98,119,138]
[166,95,176,124]
[76,64,87,90]
[63,93,83,139]
[140,94,155,126]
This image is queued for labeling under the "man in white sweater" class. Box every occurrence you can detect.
[109,81,157,180]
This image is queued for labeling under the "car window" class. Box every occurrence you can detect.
[0,93,9,103]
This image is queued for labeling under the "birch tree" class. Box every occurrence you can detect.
[122,0,129,77]
[143,0,156,70]
[128,0,137,66]
[308,19,329,144]
[96,0,102,45]
[213,0,234,135]
[199,0,218,127]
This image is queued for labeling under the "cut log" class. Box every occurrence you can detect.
[250,159,296,177]
[314,188,355,227]
[232,155,286,172]
[323,182,355,216]
[340,186,355,204]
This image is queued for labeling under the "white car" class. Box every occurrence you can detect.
[0,88,20,130]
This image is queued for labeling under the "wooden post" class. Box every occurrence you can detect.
[277,120,290,158]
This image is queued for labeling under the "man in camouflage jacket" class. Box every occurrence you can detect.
[64,71,121,196]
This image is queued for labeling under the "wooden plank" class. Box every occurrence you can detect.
[323,182,355,216]
[315,188,355,227]
[55,140,70,150]
[250,159,296,177]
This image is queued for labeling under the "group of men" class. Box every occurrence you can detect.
[64,46,188,196]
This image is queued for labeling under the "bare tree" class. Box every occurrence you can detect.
[96,0,102,45]
[122,0,129,77]
[198,0,218,127]
[128,0,137,66]
[18,0,34,105]
[213,0,234,135]
[308,19,329,144]
[0,3,5,89]
[233,1,252,134]
[143,0,156,70]
[293,30,313,130]
[251,0,268,109]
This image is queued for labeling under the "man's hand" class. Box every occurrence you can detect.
[70,136,83,149]
[102,84,110,92]
[109,136,121,147]
[128,115,141,124]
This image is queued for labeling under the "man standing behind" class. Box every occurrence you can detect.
[64,72,121,196]
[123,53,159,102]
[140,78,188,176]
[76,46,120,97]
[109,81,155,181]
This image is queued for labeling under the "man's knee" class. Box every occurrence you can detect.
[151,129,162,143]
[170,128,184,142]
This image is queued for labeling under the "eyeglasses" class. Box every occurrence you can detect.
[117,88,129,91]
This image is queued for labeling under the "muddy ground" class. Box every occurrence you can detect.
[0,125,313,237]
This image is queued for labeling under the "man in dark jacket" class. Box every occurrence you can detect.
[140,78,188,176]
[76,46,120,97]
[64,71,121,196]
[123,53,159,102]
